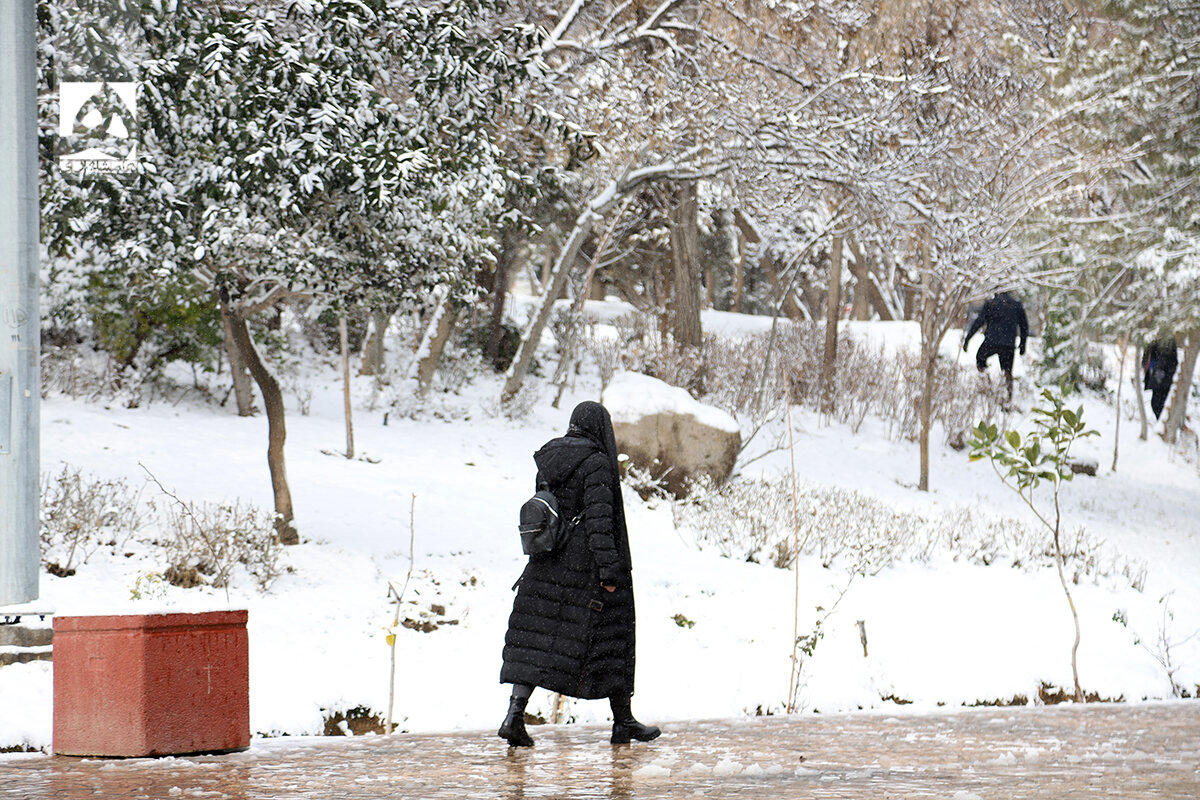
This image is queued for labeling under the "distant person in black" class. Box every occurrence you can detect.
[963,291,1029,402]
[1143,338,1178,420]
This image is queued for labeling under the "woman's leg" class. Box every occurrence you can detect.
[499,684,535,747]
[609,694,661,744]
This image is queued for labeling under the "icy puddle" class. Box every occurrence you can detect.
[3,703,1198,799]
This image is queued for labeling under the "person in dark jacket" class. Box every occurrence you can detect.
[963,291,1029,401]
[498,401,660,748]
[1143,337,1179,419]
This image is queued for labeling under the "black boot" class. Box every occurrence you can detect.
[610,695,660,744]
[499,685,535,747]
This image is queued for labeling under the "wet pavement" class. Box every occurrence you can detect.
[3,703,1198,799]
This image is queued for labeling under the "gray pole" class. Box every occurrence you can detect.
[0,0,41,606]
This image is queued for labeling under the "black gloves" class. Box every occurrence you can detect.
[1019,343,1026,356]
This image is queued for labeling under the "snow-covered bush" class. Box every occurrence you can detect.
[601,316,1001,445]
[158,499,283,592]
[461,312,521,373]
[40,346,126,402]
[621,461,674,501]
[586,335,624,394]
[38,256,225,403]
[40,466,150,577]
[41,465,283,592]
[675,476,1144,585]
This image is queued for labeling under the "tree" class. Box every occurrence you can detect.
[819,231,843,414]
[669,181,704,350]
[500,152,725,403]
[875,31,1103,490]
[1164,332,1198,444]
[41,0,530,541]
[970,386,1100,702]
[1037,2,1199,441]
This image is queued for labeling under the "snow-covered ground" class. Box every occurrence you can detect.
[2,313,1198,751]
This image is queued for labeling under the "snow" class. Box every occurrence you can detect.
[2,310,1198,753]
[701,309,792,338]
[0,601,56,617]
[632,763,672,779]
[0,662,51,750]
[602,372,741,434]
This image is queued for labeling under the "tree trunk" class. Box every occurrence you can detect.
[917,233,935,492]
[552,211,621,408]
[799,280,823,320]
[732,229,747,314]
[704,265,716,309]
[226,308,298,544]
[1050,502,1084,702]
[541,241,554,287]
[872,249,902,321]
[1057,546,1084,702]
[848,235,871,321]
[763,253,807,321]
[486,238,514,367]
[220,298,256,416]
[669,181,703,349]
[820,235,843,414]
[339,315,354,459]
[1133,337,1150,441]
[503,214,596,403]
[918,348,935,492]
[865,271,897,321]
[658,254,672,339]
[358,307,391,376]
[410,290,459,396]
[1164,329,1198,445]
[902,279,916,321]
[1112,337,1126,471]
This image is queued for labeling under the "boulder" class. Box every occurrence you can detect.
[1068,457,1098,477]
[601,372,741,496]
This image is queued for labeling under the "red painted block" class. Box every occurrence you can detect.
[53,610,249,757]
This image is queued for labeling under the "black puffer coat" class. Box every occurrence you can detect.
[500,403,635,700]
[965,291,1030,350]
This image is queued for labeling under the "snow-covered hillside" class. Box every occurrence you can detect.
[2,315,1198,751]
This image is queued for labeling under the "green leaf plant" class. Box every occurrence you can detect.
[969,384,1100,702]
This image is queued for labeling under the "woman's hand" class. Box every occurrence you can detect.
[601,583,616,593]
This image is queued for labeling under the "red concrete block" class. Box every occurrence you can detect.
[53,610,249,757]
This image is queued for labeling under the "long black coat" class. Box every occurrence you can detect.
[500,434,635,699]
[965,292,1030,350]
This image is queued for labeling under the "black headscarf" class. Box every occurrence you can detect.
[567,401,629,543]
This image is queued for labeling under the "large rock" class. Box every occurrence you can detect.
[601,372,741,496]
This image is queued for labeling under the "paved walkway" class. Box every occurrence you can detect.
[3,703,1198,799]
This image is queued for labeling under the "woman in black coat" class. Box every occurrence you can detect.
[498,401,660,747]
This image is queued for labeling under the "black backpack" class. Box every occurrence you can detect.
[519,483,583,556]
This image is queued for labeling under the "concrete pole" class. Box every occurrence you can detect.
[0,0,41,605]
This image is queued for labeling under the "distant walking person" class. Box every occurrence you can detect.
[499,401,660,747]
[1143,337,1178,420]
[964,291,1030,402]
